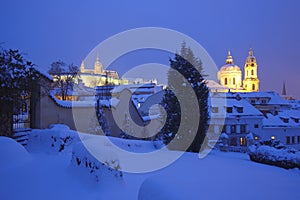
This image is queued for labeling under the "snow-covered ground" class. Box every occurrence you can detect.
[1,126,300,200]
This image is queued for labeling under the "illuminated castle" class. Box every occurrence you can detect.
[218,48,259,92]
[79,55,128,88]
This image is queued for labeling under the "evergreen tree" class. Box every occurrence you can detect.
[160,42,209,152]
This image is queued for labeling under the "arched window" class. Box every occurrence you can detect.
[251,70,254,75]
[224,78,228,85]
[233,77,236,85]
[252,84,255,91]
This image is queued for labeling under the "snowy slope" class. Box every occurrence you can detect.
[0,128,300,200]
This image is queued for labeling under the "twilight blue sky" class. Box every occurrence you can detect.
[1,0,300,98]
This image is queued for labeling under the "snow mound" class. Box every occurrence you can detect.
[70,139,123,184]
[0,136,31,169]
[26,124,80,154]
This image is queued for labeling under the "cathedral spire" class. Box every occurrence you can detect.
[282,81,287,96]
[248,48,253,57]
[226,49,233,64]
[94,53,103,74]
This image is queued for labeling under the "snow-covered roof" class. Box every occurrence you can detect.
[263,110,300,128]
[233,91,289,105]
[210,97,263,118]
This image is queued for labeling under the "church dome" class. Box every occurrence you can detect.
[219,50,242,73]
[218,50,243,90]
[219,64,242,73]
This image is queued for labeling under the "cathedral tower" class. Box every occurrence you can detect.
[94,54,103,74]
[243,48,260,92]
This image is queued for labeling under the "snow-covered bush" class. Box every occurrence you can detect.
[248,140,300,169]
[70,139,123,183]
[26,124,80,153]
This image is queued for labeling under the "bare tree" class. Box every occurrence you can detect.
[48,61,79,100]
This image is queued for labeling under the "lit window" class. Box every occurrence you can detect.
[251,70,254,75]
[254,136,259,140]
[212,107,219,113]
[240,137,246,146]
[271,136,276,140]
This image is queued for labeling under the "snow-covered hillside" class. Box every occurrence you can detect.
[1,126,300,200]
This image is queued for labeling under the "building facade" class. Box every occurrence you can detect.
[79,56,128,88]
[218,48,259,92]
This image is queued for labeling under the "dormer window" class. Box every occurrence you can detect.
[212,107,219,113]
[261,99,267,104]
[281,118,289,123]
[250,99,256,104]
[236,107,243,113]
[226,107,233,113]
[292,118,299,123]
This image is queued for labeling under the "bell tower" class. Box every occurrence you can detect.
[94,54,103,74]
[243,48,260,92]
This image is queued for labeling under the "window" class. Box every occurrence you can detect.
[251,70,254,75]
[291,136,295,144]
[293,118,299,123]
[254,124,259,128]
[236,107,243,113]
[240,125,246,133]
[261,99,267,104]
[252,84,255,91]
[254,136,259,140]
[250,99,256,104]
[286,136,290,144]
[298,136,300,144]
[230,138,237,146]
[282,118,289,123]
[224,78,228,85]
[240,137,246,146]
[221,125,227,133]
[212,107,219,113]
[231,125,236,133]
[226,107,233,113]
[233,77,236,85]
